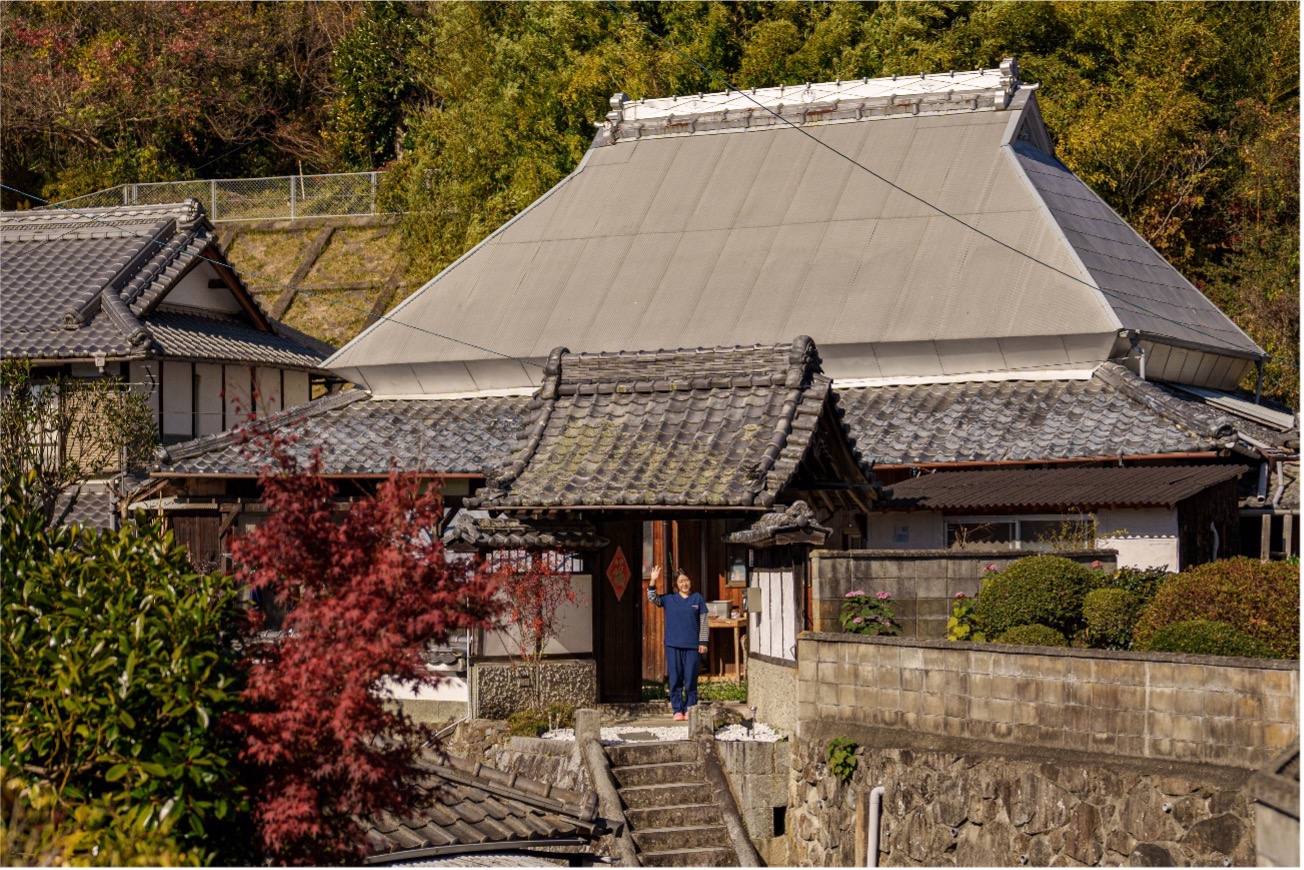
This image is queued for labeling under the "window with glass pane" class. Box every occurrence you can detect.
[946,521,1015,550]
[1020,518,1097,551]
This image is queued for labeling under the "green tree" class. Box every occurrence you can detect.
[0,472,251,862]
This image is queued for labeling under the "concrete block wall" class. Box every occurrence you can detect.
[809,549,1116,638]
[797,634,1298,770]
[716,738,792,855]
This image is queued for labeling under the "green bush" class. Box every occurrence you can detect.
[506,709,549,737]
[1,474,249,861]
[1096,567,1173,604]
[1140,620,1276,658]
[973,556,1096,638]
[699,680,748,702]
[1132,558,1299,658]
[995,624,1069,647]
[1082,588,1143,649]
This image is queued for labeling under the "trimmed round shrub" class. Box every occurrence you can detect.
[1096,567,1172,604]
[1140,620,1275,658]
[973,555,1096,638]
[1132,558,1299,658]
[1082,587,1143,649]
[996,624,1069,647]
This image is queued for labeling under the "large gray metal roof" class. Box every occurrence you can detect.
[329,66,1260,396]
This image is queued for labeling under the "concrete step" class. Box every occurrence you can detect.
[613,761,704,788]
[607,740,698,768]
[639,846,739,867]
[618,782,707,810]
[626,802,725,831]
[633,823,732,853]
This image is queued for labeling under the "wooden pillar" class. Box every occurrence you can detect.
[1260,514,1272,561]
[1283,514,1294,559]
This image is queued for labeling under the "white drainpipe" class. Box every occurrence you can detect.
[866,785,886,867]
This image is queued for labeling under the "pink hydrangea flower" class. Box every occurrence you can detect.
[985,563,997,572]
[845,589,866,598]
[876,591,892,600]
[954,591,967,600]
[1091,560,1103,570]
[853,617,864,625]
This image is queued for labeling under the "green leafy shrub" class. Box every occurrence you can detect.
[546,702,575,730]
[1140,620,1275,658]
[826,737,858,783]
[1132,558,1299,658]
[995,624,1069,647]
[1096,567,1173,603]
[1082,588,1143,649]
[973,556,1096,638]
[946,592,985,642]
[506,709,549,737]
[0,474,249,861]
[840,589,902,636]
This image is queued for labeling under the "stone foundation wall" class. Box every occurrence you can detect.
[470,659,597,719]
[809,550,1117,638]
[747,655,797,736]
[488,735,590,792]
[716,738,791,860]
[787,733,1255,866]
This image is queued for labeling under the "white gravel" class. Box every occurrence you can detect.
[538,721,784,744]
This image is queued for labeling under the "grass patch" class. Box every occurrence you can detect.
[305,226,403,286]
[225,229,312,302]
[641,679,747,703]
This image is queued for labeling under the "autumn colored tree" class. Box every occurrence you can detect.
[494,552,580,714]
[231,448,501,865]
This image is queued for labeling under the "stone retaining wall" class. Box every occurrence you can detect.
[788,734,1256,866]
[716,738,791,862]
[747,656,797,735]
[798,634,1298,769]
[470,659,597,719]
[808,550,1117,638]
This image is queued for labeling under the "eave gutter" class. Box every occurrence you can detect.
[873,451,1222,471]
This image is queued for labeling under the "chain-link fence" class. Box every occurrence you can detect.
[54,172,390,222]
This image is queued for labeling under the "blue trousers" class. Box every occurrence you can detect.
[666,646,702,714]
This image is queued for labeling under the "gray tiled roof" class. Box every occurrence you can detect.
[727,501,832,546]
[363,753,602,864]
[155,389,528,476]
[1,201,331,369]
[468,338,869,510]
[837,362,1290,465]
[446,513,609,551]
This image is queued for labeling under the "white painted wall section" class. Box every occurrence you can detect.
[1097,508,1180,571]
[224,365,251,423]
[194,363,224,436]
[129,361,160,415]
[481,574,594,657]
[866,511,944,549]
[165,263,241,313]
[254,367,282,415]
[283,370,311,409]
[750,567,797,662]
[161,360,192,437]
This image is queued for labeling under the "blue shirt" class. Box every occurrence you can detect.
[647,588,709,649]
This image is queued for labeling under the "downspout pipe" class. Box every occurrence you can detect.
[866,785,886,867]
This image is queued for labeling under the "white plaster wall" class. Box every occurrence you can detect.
[165,263,241,313]
[867,511,945,549]
[129,360,160,415]
[161,360,192,437]
[253,367,282,415]
[224,365,251,423]
[1097,508,1180,571]
[283,370,311,409]
[378,668,468,703]
[481,574,594,657]
[194,363,224,435]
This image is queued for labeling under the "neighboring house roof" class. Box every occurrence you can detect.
[445,512,610,551]
[363,754,602,866]
[839,363,1295,466]
[154,389,527,476]
[882,464,1248,512]
[53,480,119,530]
[468,337,871,510]
[1,200,332,369]
[329,61,1260,396]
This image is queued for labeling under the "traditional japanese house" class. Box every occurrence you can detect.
[147,60,1296,705]
[1,199,336,527]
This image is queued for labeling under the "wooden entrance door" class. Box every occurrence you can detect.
[598,521,643,702]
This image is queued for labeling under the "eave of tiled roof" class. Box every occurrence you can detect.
[882,464,1249,512]
[154,389,527,477]
[362,754,602,864]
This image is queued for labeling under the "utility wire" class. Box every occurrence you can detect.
[602,0,1268,359]
[0,182,544,369]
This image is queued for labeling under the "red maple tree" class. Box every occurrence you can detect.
[231,445,500,864]
[494,551,580,713]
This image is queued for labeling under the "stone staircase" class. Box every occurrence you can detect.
[608,740,740,867]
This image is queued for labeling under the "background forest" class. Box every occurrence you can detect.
[3,1,1298,403]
